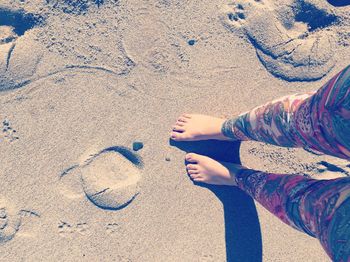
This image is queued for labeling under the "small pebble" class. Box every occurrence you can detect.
[165,157,171,162]
[188,39,196,46]
[3,120,9,126]
[132,142,144,151]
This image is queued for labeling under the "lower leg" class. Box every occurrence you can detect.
[222,65,350,159]
[171,65,350,159]
[234,168,350,261]
[185,155,350,260]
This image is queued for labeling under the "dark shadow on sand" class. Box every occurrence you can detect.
[327,0,350,7]
[0,8,44,36]
[170,139,262,262]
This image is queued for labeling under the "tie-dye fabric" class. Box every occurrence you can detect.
[235,169,350,261]
[222,65,350,159]
[222,65,350,261]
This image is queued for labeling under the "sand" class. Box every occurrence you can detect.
[0,0,349,261]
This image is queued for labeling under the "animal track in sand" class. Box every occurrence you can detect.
[0,198,39,244]
[60,146,143,210]
[221,0,339,81]
[106,223,119,234]
[58,221,120,236]
[0,118,19,143]
[0,7,44,91]
[58,221,90,237]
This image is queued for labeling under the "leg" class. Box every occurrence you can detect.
[222,65,350,159]
[185,153,350,260]
[234,168,350,261]
[171,65,350,159]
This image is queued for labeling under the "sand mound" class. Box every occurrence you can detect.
[0,8,44,91]
[221,0,339,81]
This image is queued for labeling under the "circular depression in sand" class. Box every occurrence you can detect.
[80,151,141,210]
[0,198,21,243]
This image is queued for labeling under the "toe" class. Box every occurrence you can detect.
[172,125,185,132]
[171,131,190,141]
[175,121,185,126]
[189,173,200,179]
[193,177,204,183]
[188,169,199,175]
[177,117,188,123]
[186,164,198,170]
[170,132,181,140]
[170,131,194,141]
[185,153,201,162]
[182,114,192,119]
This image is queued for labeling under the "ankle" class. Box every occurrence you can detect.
[221,118,244,141]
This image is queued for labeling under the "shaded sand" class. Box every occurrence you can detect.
[0,8,45,91]
[0,0,350,261]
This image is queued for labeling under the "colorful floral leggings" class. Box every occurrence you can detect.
[222,65,350,261]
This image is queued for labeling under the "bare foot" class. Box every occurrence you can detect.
[185,153,244,186]
[170,114,231,141]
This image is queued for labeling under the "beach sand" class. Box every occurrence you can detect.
[0,0,349,261]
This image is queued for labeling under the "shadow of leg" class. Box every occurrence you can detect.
[170,139,262,262]
[213,185,262,262]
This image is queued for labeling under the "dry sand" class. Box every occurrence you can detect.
[0,0,350,261]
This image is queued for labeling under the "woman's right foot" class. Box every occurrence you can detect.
[170,114,232,141]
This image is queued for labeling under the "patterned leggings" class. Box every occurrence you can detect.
[222,65,350,261]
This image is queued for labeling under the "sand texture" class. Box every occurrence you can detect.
[0,0,350,261]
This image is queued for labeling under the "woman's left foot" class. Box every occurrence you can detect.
[185,153,243,186]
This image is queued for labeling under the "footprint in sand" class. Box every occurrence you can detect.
[221,0,339,81]
[0,198,39,244]
[60,146,143,210]
[0,7,45,91]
